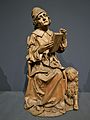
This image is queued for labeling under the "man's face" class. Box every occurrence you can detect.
[36,12,50,27]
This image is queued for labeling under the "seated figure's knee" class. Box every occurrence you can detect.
[55,69,63,80]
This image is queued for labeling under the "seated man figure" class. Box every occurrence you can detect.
[24,7,79,117]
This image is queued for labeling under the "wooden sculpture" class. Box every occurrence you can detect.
[24,7,79,117]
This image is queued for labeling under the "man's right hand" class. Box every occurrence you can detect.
[38,42,53,54]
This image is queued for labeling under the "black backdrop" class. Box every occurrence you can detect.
[0,0,90,91]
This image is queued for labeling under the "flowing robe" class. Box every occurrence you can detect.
[24,29,68,116]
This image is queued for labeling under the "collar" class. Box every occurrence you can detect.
[46,29,53,36]
[32,29,53,37]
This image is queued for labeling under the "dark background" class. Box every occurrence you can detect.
[0,0,90,91]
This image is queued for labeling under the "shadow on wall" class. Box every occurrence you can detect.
[83,69,90,92]
[0,66,11,91]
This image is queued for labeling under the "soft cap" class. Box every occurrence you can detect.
[31,7,46,20]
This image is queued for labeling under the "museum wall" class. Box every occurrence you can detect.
[0,0,90,91]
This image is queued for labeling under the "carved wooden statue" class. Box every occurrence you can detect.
[24,7,79,117]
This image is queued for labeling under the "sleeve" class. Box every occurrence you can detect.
[26,34,42,63]
[57,33,67,53]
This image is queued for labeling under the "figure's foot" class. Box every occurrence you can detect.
[30,106,44,116]
[73,95,78,110]
[24,97,36,109]
[74,104,78,110]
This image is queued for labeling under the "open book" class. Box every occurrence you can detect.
[50,33,63,53]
